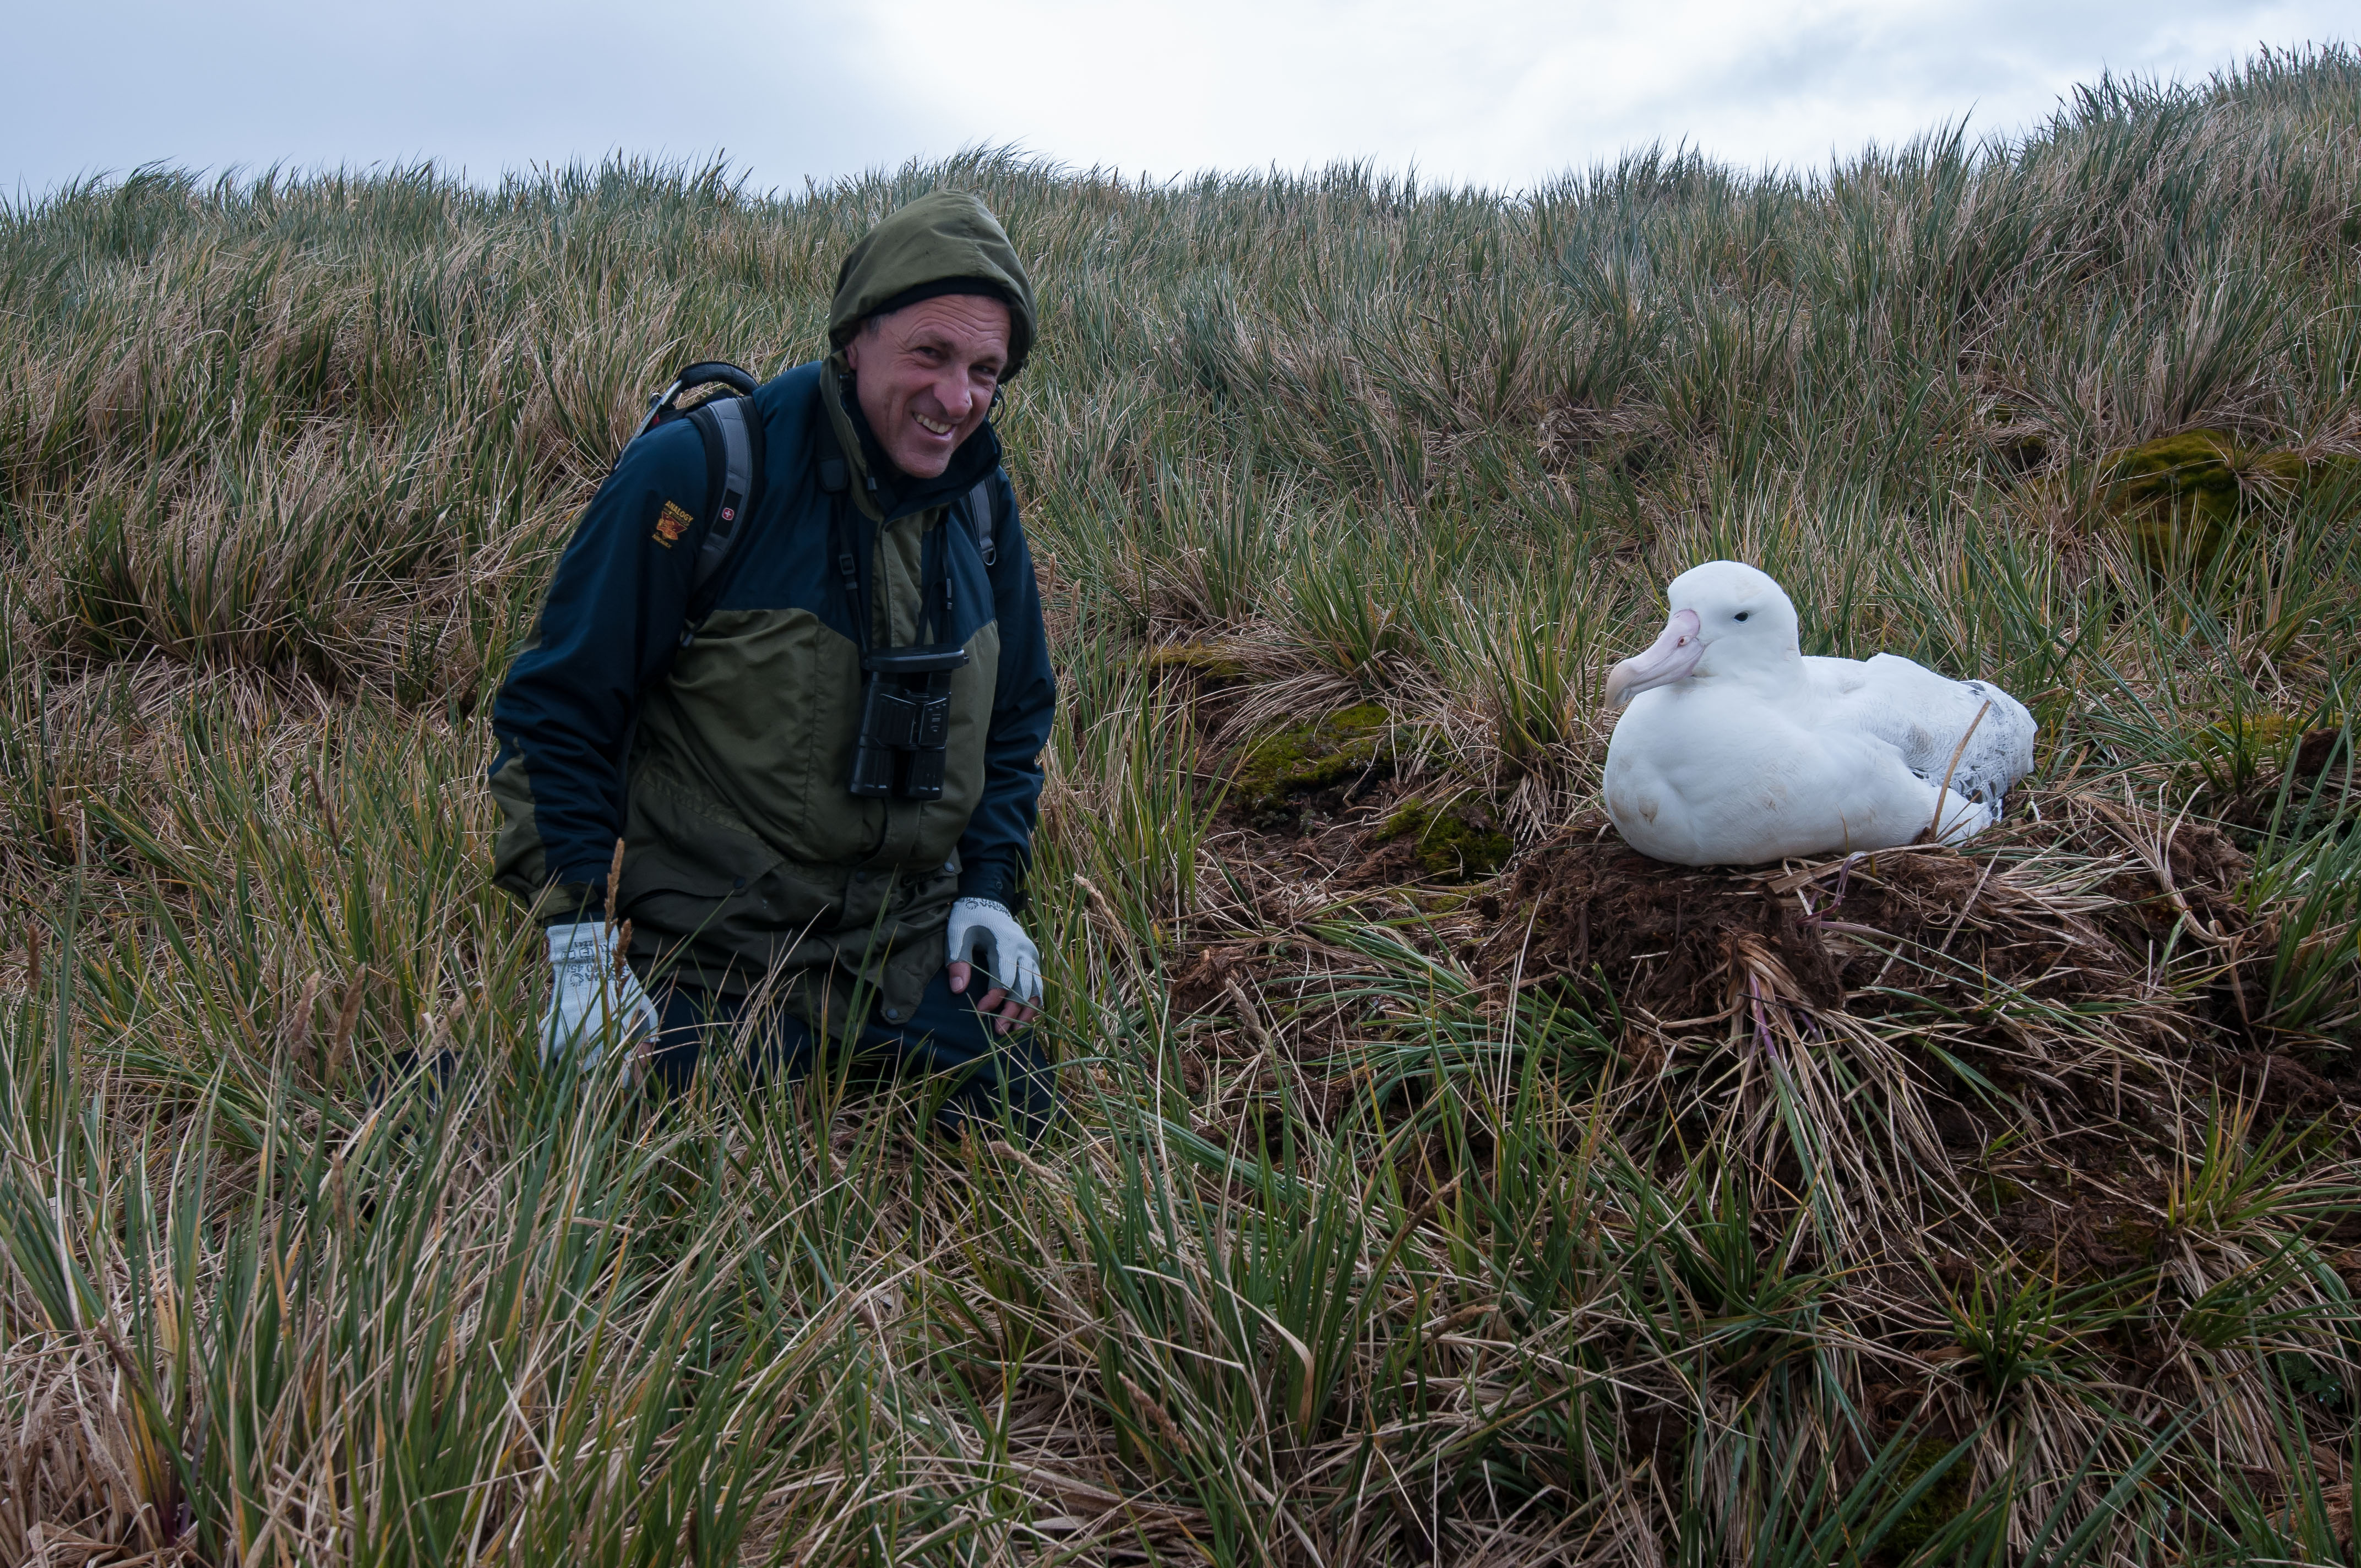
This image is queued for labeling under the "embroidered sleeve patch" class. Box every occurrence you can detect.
[652,500,694,548]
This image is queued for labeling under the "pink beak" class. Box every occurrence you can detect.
[1606,608,1703,706]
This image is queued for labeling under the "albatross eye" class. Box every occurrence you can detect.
[1734,611,1750,622]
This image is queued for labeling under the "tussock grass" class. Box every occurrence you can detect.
[4,46,2361,1565]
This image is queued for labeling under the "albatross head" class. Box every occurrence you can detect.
[1606,560,1801,706]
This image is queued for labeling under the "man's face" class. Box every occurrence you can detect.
[844,293,1011,479]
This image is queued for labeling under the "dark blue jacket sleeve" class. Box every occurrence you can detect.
[487,420,710,906]
[956,474,1057,910]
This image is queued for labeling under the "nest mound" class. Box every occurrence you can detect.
[1172,796,2356,1179]
[1472,812,2256,1046]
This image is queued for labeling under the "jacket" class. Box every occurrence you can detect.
[487,358,1056,1032]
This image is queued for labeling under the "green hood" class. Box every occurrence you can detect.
[827,190,1038,379]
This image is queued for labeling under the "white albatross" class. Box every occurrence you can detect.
[1602,561,2036,866]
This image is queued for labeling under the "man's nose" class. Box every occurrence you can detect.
[933,367,973,420]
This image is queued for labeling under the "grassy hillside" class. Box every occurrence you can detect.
[3,45,2360,1566]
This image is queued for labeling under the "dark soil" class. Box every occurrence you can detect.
[1470,830,1843,1019]
[1987,1186,2166,1281]
[2204,1050,2346,1125]
[2091,819,2250,938]
[2297,727,2355,782]
[1463,817,2255,1031]
[1167,942,1270,1017]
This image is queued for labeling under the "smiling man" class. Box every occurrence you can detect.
[486,191,1058,1132]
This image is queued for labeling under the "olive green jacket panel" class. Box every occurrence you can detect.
[632,604,1002,879]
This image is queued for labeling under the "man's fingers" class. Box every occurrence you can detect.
[960,948,1043,1035]
[985,993,1039,1035]
[970,984,1038,1035]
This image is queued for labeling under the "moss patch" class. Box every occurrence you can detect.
[1140,641,1250,682]
[2099,429,2313,568]
[2195,710,2306,792]
[1371,801,1513,883]
[1881,1438,1975,1556]
[2205,710,2305,752]
[1231,704,1394,827]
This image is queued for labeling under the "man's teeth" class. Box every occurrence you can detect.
[913,413,951,435]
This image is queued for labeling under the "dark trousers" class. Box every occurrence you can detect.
[644,966,1055,1137]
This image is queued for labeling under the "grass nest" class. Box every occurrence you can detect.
[1470,806,2255,1046]
[1182,785,2360,1264]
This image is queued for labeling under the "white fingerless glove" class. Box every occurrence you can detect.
[540,921,660,1068]
[945,897,1042,1008]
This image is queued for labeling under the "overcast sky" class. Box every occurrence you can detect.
[5,1,2350,201]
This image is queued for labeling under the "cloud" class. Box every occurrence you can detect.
[5,0,889,194]
[4,0,2349,199]
[885,0,2353,183]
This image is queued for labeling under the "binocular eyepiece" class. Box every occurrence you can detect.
[850,644,970,801]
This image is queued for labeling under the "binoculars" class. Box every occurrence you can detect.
[849,644,971,801]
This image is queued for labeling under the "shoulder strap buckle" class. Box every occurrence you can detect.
[964,477,998,567]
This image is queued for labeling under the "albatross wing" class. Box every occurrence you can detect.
[1805,653,2034,806]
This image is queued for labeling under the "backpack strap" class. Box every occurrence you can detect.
[686,396,762,613]
[639,360,759,438]
[962,476,998,567]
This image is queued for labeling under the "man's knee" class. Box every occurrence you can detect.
[644,984,820,1096]
[904,973,1058,1137]
[645,984,710,1095]
[643,972,1055,1135]
[934,1038,1056,1140]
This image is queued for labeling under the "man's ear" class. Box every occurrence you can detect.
[842,334,864,373]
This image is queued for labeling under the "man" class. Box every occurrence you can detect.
[486,190,1058,1132]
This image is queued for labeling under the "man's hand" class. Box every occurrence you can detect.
[541,921,660,1070]
[944,897,1042,1035]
